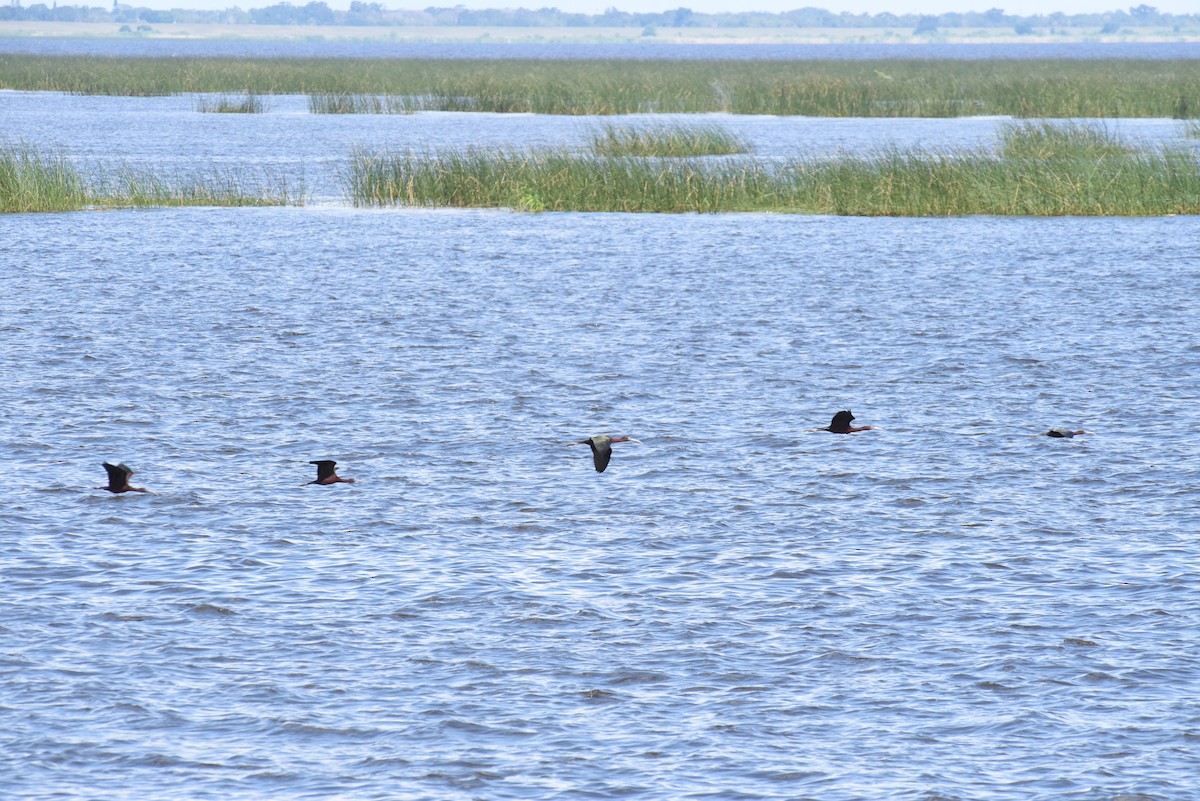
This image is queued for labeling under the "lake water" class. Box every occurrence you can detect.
[2,57,1200,801]
[2,36,1200,60]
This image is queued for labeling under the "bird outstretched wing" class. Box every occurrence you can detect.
[309,460,337,481]
[589,440,612,473]
[102,461,130,490]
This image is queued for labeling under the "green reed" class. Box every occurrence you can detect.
[93,166,303,208]
[348,146,783,212]
[589,122,750,157]
[308,93,440,114]
[3,56,1200,117]
[195,93,268,113]
[1,143,303,213]
[347,123,1200,216]
[0,142,87,212]
[999,120,1133,160]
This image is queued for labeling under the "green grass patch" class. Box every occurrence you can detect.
[347,122,1200,216]
[3,55,1200,117]
[0,142,87,212]
[307,93,449,114]
[195,93,268,113]
[999,120,1133,159]
[1,142,304,213]
[92,166,304,208]
[588,122,750,157]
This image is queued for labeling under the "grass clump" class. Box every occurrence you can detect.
[0,142,87,212]
[999,120,1133,160]
[308,93,476,114]
[94,166,304,208]
[195,93,268,113]
[1,142,303,213]
[347,123,1200,216]
[309,93,387,114]
[347,146,781,213]
[589,122,750,157]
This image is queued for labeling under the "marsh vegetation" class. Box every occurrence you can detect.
[3,56,1199,117]
[347,122,1200,216]
[195,93,268,113]
[588,122,750,157]
[0,143,302,212]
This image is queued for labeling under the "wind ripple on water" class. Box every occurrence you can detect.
[0,208,1197,800]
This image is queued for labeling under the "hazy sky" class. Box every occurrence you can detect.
[144,0,1194,17]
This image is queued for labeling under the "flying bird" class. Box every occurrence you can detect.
[99,462,149,494]
[822,410,873,433]
[308,460,356,485]
[569,435,640,473]
[1045,428,1087,438]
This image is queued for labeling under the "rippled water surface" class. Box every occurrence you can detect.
[3,66,1200,800]
[3,204,1199,800]
[2,36,1200,60]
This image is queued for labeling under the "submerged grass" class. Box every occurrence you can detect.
[348,122,1200,216]
[1,143,303,213]
[3,55,1200,117]
[589,122,750,157]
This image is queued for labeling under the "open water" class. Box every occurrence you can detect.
[2,36,1200,59]
[1,52,1200,801]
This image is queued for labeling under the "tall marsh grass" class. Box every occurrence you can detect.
[308,93,449,114]
[589,122,750,157]
[0,143,86,212]
[3,56,1199,117]
[347,123,1200,216]
[195,93,268,113]
[93,166,304,208]
[999,120,1133,159]
[1,143,303,213]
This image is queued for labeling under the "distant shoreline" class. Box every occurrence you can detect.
[3,21,1200,45]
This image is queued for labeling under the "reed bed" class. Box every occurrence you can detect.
[92,167,303,208]
[307,93,448,114]
[589,122,750,157]
[347,123,1200,216]
[0,142,86,213]
[1,143,302,213]
[195,93,268,113]
[3,55,1200,117]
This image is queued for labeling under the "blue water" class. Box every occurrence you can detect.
[1,36,1200,59]
[2,66,1200,800]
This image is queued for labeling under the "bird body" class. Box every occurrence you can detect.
[309,460,355,485]
[100,462,149,493]
[570,435,640,473]
[1046,428,1087,438]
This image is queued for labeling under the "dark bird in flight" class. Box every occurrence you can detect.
[822,410,873,433]
[100,462,149,493]
[308,460,356,485]
[569,435,640,473]
[1045,428,1087,438]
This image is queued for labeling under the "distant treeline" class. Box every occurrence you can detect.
[2,2,1198,33]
